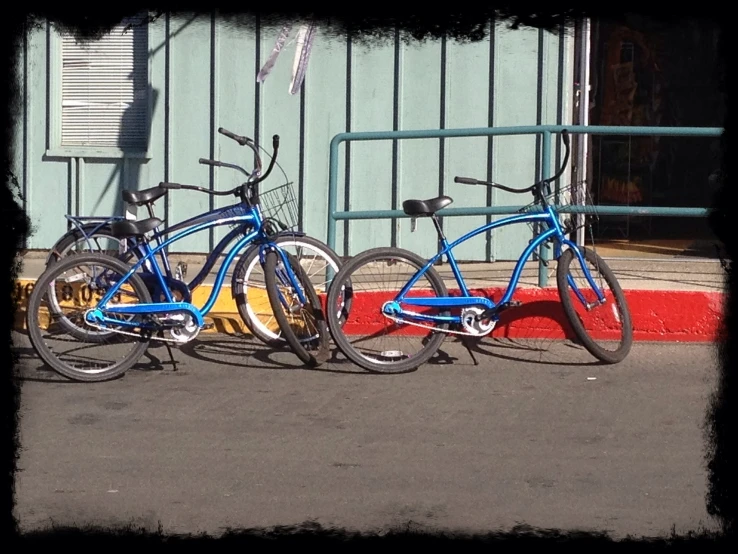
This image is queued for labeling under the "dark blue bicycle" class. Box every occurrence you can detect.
[41,128,350,350]
[26,132,331,382]
[325,130,633,373]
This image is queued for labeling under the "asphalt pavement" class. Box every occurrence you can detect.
[11,331,723,539]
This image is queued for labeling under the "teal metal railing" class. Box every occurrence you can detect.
[327,125,724,286]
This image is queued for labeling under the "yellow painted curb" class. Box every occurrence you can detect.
[12,278,280,336]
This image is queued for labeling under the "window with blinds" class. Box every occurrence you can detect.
[60,17,149,149]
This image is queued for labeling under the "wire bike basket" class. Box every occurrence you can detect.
[255,181,300,235]
[518,180,600,237]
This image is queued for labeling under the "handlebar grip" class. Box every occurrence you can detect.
[199,158,224,167]
[454,177,479,185]
[218,127,251,146]
[159,182,182,189]
[272,134,280,150]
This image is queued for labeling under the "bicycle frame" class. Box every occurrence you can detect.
[82,203,306,331]
[383,203,605,325]
[59,199,309,298]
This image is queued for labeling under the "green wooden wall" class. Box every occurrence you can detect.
[12,13,574,260]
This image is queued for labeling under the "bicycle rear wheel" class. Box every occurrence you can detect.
[26,252,152,382]
[263,248,331,367]
[325,247,450,374]
[44,226,138,342]
[556,245,633,363]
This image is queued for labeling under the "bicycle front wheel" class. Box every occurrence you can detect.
[325,247,450,374]
[26,252,152,382]
[556,245,633,363]
[263,248,331,368]
[232,234,351,346]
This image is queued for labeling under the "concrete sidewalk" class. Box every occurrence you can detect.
[12,249,727,342]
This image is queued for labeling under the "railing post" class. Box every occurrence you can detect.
[327,136,340,254]
[326,136,341,281]
[538,130,552,287]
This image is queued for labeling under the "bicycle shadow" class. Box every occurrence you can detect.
[428,299,605,367]
[174,333,366,374]
[12,336,175,383]
[176,331,394,375]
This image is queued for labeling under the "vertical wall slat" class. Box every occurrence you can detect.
[390,27,401,248]
[443,35,492,262]
[298,76,306,232]
[342,31,352,257]
[302,26,348,246]
[485,19,497,262]
[209,11,218,251]
[490,26,542,261]
[257,21,303,226]
[167,13,212,253]
[26,22,67,248]
[395,32,442,259]
[345,36,396,255]
[163,12,171,233]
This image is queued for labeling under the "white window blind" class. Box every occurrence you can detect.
[61,17,148,149]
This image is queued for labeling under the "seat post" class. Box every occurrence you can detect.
[430,214,446,241]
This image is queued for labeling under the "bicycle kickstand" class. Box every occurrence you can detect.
[157,329,179,371]
[459,335,480,366]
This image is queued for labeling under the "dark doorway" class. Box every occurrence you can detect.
[584,16,723,258]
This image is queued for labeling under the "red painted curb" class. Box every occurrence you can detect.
[325,288,724,342]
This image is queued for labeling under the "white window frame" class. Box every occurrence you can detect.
[46,14,153,159]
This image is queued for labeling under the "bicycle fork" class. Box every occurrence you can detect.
[259,244,308,314]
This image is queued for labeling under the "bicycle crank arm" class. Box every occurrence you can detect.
[476,300,523,321]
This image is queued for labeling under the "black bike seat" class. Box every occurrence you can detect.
[402,195,454,216]
[121,186,168,206]
[110,217,163,238]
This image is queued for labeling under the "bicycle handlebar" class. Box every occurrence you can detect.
[200,128,281,204]
[454,129,571,205]
[159,181,240,197]
[207,127,281,185]
[160,129,282,204]
[218,126,251,146]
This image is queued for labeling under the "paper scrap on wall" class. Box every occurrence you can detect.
[256,22,317,95]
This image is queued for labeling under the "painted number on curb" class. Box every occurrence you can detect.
[13,282,122,304]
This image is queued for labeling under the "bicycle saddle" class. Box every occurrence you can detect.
[122,186,168,206]
[402,195,454,216]
[110,217,163,238]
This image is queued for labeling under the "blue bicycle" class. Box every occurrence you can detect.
[42,129,349,348]
[26,133,331,382]
[325,130,633,373]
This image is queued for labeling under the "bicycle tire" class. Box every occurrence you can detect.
[325,246,449,374]
[232,234,351,346]
[263,248,331,368]
[46,225,132,267]
[26,252,152,382]
[556,246,633,363]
